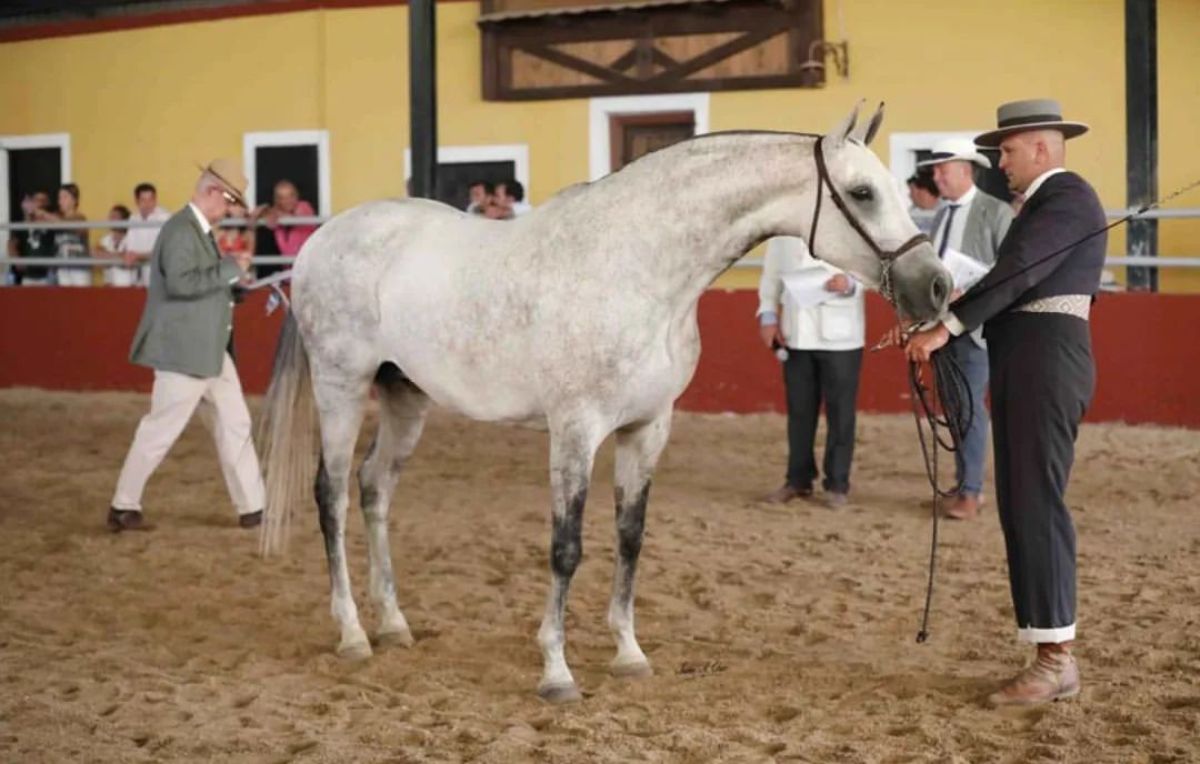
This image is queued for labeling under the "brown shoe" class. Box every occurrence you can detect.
[107,507,151,533]
[823,491,848,509]
[944,493,982,520]
[987,650,1080,707]
[763,484,812,504]
[238,510,263,529]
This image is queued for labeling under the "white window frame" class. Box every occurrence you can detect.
[242,130,331,214]
[403,144,531,201]
[0,132,72,263]
[888,130,988,183]
[588,93,710,181]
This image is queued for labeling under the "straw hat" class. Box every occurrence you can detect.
[199,158,249,206]
[917,137,992,169]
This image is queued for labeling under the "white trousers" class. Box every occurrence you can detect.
[112,353,264,516]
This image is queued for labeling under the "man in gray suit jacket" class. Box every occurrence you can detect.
[108,159,263,532]
[918,138,1013,520]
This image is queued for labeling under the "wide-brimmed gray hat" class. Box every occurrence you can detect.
[917,137,992,169]
[974,98,1089,148]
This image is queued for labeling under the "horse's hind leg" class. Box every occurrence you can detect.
[312,371,372,660]
[608,407,672,679]
[537,417,605,703]
[357,364,430,648]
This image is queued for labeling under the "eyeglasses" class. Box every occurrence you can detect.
[220,190,238,204]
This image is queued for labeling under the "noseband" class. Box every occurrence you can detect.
[809,135,930,304]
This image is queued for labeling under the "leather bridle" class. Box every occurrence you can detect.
[809,135,930,304]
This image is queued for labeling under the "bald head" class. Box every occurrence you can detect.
[998,129,1067,194]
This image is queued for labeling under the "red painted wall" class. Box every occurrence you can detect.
[1,288,1197,427]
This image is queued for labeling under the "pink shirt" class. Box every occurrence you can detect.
[275,200,317,256]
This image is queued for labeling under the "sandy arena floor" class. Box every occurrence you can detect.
[1,388,1198,763]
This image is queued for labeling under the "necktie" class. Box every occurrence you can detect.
[937,204,960,258]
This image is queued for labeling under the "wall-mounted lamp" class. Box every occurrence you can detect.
[799,39,850,84]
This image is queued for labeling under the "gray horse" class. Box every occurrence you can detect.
[259,103,952,702]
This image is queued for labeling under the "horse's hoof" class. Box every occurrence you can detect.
[537,682,582,704]
[376,628,414,649]
[336,641,373,662]
[610,659,653,679]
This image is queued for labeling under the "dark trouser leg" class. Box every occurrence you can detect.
[783,350,820,490]
[947,336,990,496]
[815,348,862,493]
[990,316,1094,642]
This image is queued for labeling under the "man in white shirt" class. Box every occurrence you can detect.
[917,138,1013,520]
[121,182,170,286]
[757,236,865,509]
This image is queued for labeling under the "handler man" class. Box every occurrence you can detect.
[903,99,1106,706]
[108,159,265,532]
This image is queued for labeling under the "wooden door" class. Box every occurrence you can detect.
[609,111,696,172]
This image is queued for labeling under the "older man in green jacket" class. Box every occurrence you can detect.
[108,159,263,532]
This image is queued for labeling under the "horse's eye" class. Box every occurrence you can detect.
[850,186,874,202]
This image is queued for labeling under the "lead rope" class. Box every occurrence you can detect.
[906,345,972,642]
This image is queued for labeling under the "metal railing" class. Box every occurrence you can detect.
[2,211,1199,273]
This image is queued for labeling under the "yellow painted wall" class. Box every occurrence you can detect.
[0,0,1196,291]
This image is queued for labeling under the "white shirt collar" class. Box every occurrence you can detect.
[188,202,213,235]
[946,184,977,207]
[1023,167,1067,202]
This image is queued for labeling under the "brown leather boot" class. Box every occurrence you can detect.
[987,649,1080,707]
[944,493,982,520]
[762,484,812,504]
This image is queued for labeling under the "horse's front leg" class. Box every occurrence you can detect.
[537,420,603,703]
[608,407,671,678]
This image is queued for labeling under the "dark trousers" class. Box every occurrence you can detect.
[987,313,1094,639]
[783,348,863,493]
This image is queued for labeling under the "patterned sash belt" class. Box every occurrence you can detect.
[1011,294,1091,320]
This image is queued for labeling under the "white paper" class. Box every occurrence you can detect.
[941,248,990,290]
[781,267,837,309]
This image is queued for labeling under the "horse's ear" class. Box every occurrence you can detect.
[862,102,885,146]
[827,99,864,147]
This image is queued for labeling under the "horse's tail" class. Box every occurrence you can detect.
[257,311,315,557]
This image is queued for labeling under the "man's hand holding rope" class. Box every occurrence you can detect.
[905,323,951,363]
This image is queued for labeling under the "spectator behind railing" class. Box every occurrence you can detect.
[216,200,253,262]
[29,183,90,287]
[98,204,136,287]
[255,180,316,256]
[466,179,494,215]
[9,191,53,285]
[482,197,511,220]
[124,182,170,286]
[496,179,531,218]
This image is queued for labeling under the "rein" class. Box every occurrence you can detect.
[810,135,931,304]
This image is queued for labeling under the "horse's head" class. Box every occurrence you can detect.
[809,102,952,322]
